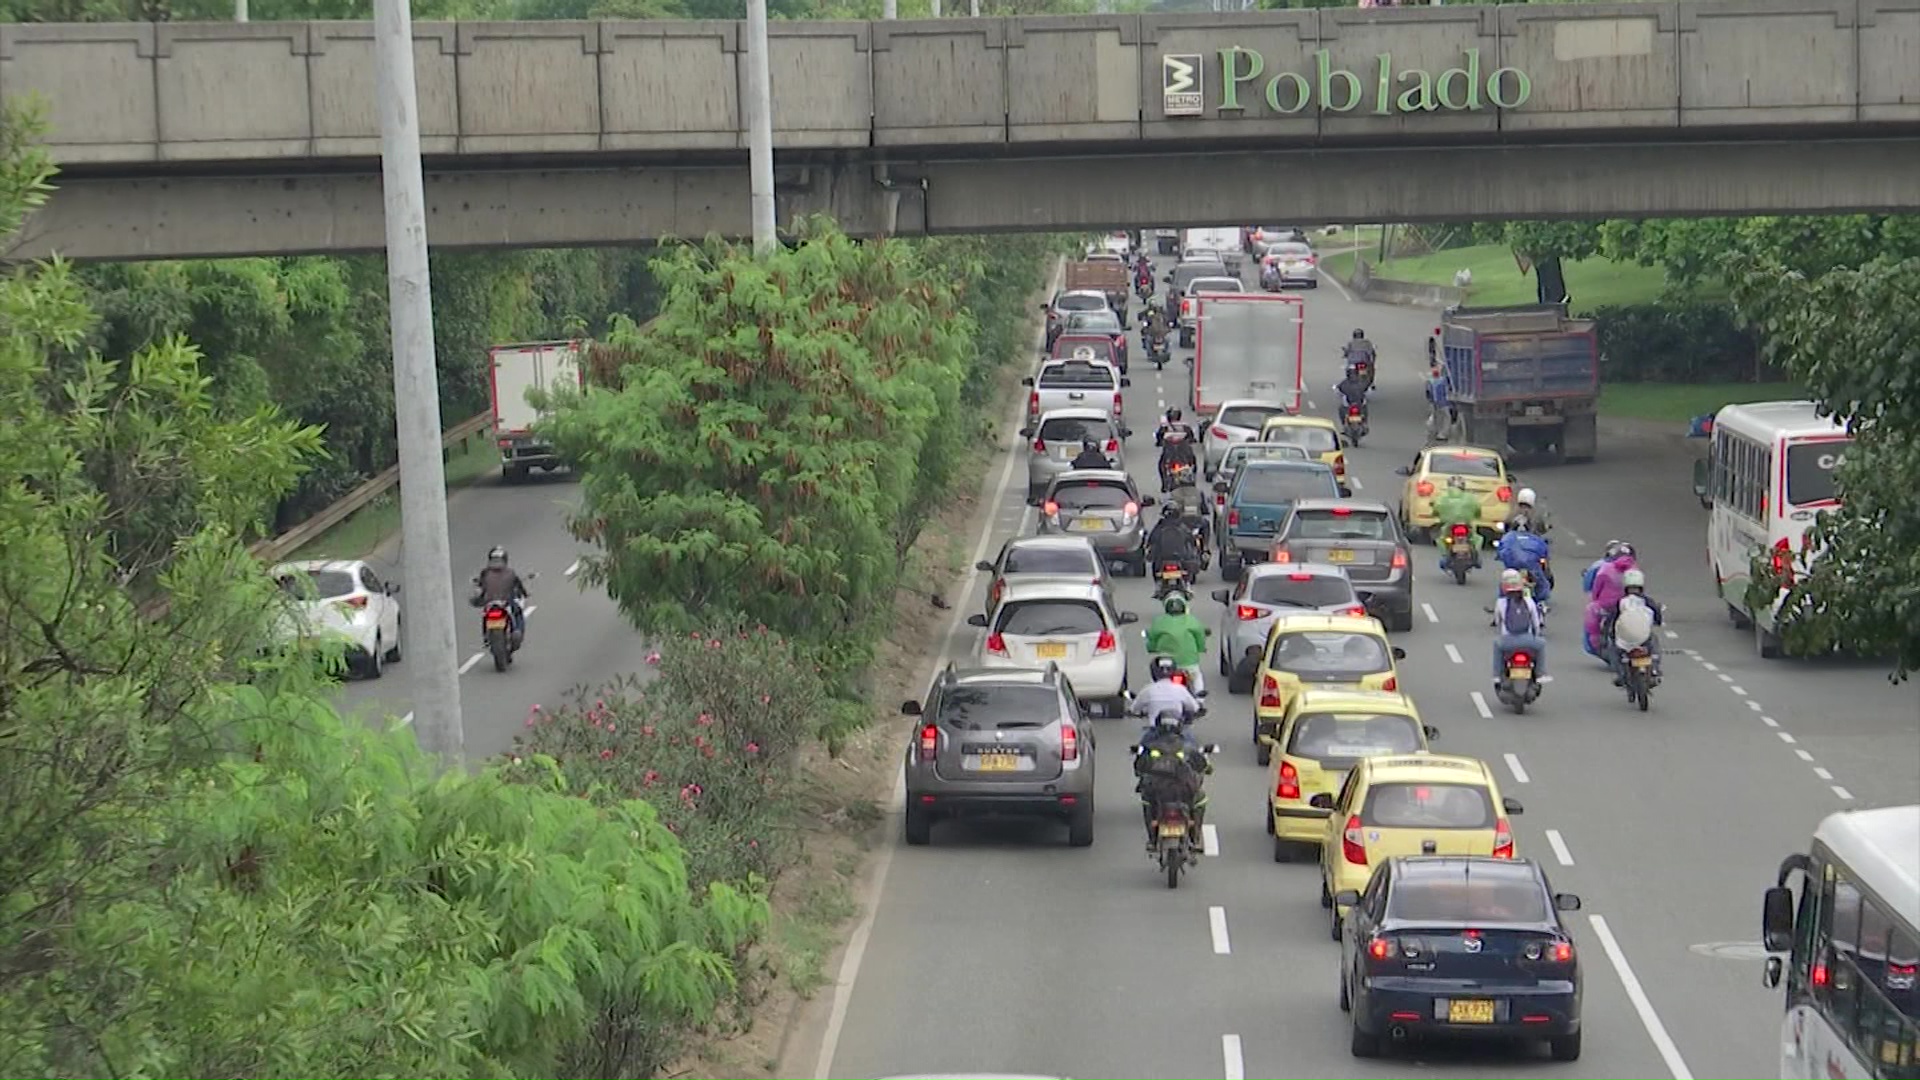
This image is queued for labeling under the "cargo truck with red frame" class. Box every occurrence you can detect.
[1435,304,1600,463]
[1189,293,1305,421]
[489,340,586,482]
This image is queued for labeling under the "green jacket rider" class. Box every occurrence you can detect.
[1433,481,1481,529]
[1146,595,1208,669]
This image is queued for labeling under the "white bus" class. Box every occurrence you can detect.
[1690,400,1851,658]
[1762,805,1920,1080]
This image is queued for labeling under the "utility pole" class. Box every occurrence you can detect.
[745,0,777,255]
[930,0,942,14]
[234,0,247,19]
[969,0,978,15]
[883,0,896,18]
[374,0,467,766]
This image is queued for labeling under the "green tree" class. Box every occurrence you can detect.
[1497,220,1601,304]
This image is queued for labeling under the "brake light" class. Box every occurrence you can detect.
[1113,392,1124,414]
[1550,940,1574,963]
[1415,480,1435,497]
[1228,509,1241,527]
[1770,537,1794,585]
[1032,438,1046,452]
[1277,760,1300,800]
[1492,819,1514,859]
[1094,629,1117,654]
[1345,606,1368,617]
[1181,299,1192,316]
[1347,406,1362,418]
[1105,438,1119,453]
[1170,671,1187,686]
[1027,390,1039,414]
[918,723,938,763]
[1510,651,1533,667]
[1813,962,1830,987]
[1259,673,1282,709]
[1334,454,1347,476]
[1331,506,1352,516]
[1367,935,1396,960]
[1113,334,1126,348]
[341,595,369,609]
[1390,549,1408,569]
[1216,494,1226,507]
[1043,501,1060,517]
[1060,721,1079,762]
[1230,605,1262,622]
[1211,426,1230,439]
[1381,675,1397,692]
[1272,548,1291,563]
[1450,524,1470,537]
[1342,814,1368,866]
[1288,572,1312,581]
[1496,485,1513,502]
[988,579,1005,608]
[985,633,1008,657]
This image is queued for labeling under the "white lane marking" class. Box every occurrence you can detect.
[1222,1034,1246,1080]
[1715,672,1732,682]
[1794,749,1814,762]
[1778,732,1797,744]
[1833,785,1855,800]
[1562,529,1586,547]
[1157,398,1166,410]
[1588,914,1695,1080]
[1700,661,1720,672]
[1730,685,1750,697]
[815,266,1051,1080]
[1503,752,1531,784]
[458,652,486,674]
[1813,767,1833,780]
[1348,477,1363,491]
[1760,715,1780,727]
[1421,602,1440,624]
[1748,699,1764,712]
[1443,642,1463,665]
[1322,267,1355,303]
[1664,629,1679,639]
[1202,822,1220,857]
[564,559,580,578]
[1544,828,1575,866]
[1306,398,1317,410]
[1209,906,1232,954]
[1470,691,1493,719]
[523,604,537,615]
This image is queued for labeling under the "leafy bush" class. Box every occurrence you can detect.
[1592,300,1770,383]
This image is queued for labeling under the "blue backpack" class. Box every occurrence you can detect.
[1502,597,1540,637]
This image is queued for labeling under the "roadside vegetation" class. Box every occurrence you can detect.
[1323,242,1672,311]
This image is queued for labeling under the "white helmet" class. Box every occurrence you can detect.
[1500,568,1525,591]
[1517,487,1537,507]
[1622,569,1646,590]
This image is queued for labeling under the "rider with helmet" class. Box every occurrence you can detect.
[1494,520,1554,608]
[1492,568,1548,683]
[1132,655,1205,733]
[472,546,530,642]
[1584,539,1628,595]
[1069,436,1111,471]
[1607,568,1666,683]
[1146,504,1202,593]
[1505,488,1551,535]
[1433,475,1484,568]
[1156,407,1197,447]
[1132,690,1211,849]
[1343,328,1377,379]
[1145,594,1210,692]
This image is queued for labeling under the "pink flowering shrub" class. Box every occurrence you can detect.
[507,624,825,890]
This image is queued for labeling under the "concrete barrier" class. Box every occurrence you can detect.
[1346,256,1467,309]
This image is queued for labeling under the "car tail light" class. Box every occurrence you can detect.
[1043,500,1060,517]
[1181,298,1192,317]
[1334,455,1347,476]
[1367,934,1397,961]
[1216,493,1227,507]
[1415,480,1435,497]
[1259,673,1282,709]
[1496,485,1513,502]
[1331,506,1352,516]
[497,438,513,449]
[1450,524,1470,538]
[1032,438,1046,453]
[1094,629,1117,654]
[918,723,938,763]
[1347,406,1362,418]
[1288,572,1312,582]
[1381,675,1397,692]
[1345,606,1368,618]
[1027,390,1040,414]
[1228,509,1241,527]
[1492,818,1515,859]
[1060,721,1079,762]
[1771,537,1794,584]
[1549,940,1574,963]
[1342,814,1368,866]
[1235,604,1263,621]
[1272,548,1291,563]
[341,595,369,609]
[1105,438,1119,453]
[985,633,1009,657]
[1277,760,1300,800]
[1391,549,1409,569]
[1113,392,1124,414]
[988,579,1005,608]
[1211,426,1229,439]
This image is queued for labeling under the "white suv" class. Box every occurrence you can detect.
[966,580,1139,717]
[270,558,403,678]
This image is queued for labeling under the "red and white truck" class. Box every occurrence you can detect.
[489,340,586,482]
[1189,293,1305,420]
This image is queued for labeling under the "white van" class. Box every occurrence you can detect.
[1691,400,1851,657]
[1181,228,1246,275]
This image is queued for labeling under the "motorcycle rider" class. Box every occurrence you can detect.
[1607,568,1665,683]
[1146,593,1210,692]
[1157,424,1199,492]
[1146,505,1202,596]
[1494,524,1553,609]
[1167,476,1210,560]
[1492,568,1548,684]
[1333,370,1372,429]
[1141,305,1171,360]
[1584,543,1638,659]
[1505,488,1551,535]
[1134,253,1154,289]
[1069,436,1111,471]
[1134,707,1211,849]
[1155,407,1196,447]
[1342,328,1376,377]
[472,546,530,642]
[1433,476,1484,569]
[1132,654,1204,731]
[1584,539,1628,595]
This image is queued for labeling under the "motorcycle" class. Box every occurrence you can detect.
[1494,647,1542,714]
[1620,643,1659,711]
[1346,356,1375,391]
[1153,560,1195,599]
[1127,735,1222,890]
[1342,402,1367,446]
[1443,523,1477,585]
[1146,332,1171,370]
[480,599,521,671]
[1135,276,1154,303]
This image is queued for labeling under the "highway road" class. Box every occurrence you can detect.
[812,251,1920,1080]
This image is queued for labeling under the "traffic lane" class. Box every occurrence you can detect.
[332,468,649,760]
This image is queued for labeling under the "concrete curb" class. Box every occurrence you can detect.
[1341,256,1467,310]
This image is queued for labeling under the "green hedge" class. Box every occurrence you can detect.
[1592,300,1770,383]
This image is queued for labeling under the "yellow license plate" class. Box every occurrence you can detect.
[1158,824,1188,838]
[1159,569,1184,579]
[1451,540,1474,553]
[485,616,508,629]
[1507,666,1532,680]
[977,754,1018,771]
[1631,656,1653,668]
[1070,518,1107,532]
[1327,549,1355,563]
[1036,643,1068,659]
[1448,999,1496,1024]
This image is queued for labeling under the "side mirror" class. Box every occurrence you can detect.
[1501,796,1525,816]
[900,700,923,716]
[1211,589,1230,603]
[1338,485,1353,498]
[1553,892,1583,912]
[1118,612,1140,625]
[1202,743,1221,754]
[1163,274,1174,283]
[1196,690,1210,699]
[1120,427,1133,439]
[1394,465,1413,476]
[975,560,995,572]
[1120,378,1133,388]
[1333,890,1362,908]
[1423,725,1440,740]
[1127,744,1142,754]
[1257,733,1275,747]
[1692,457,1711,501]
[1140,495,1157,507]
[387,583,401,595]
[965,614,989,628]
[1308,793,1335,810]
[1762,885,1796,951]
[1213,481,1229,494]
[1391,647,1407,660]
[1038,303,1048,313]
[1017,427,1032,437]
[1021,377,1035,387]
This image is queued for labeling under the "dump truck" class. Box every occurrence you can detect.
[1064,258,1131,321]
[489,340,586,482]
[1438,304,1600,463]
[1190,293,1304,420]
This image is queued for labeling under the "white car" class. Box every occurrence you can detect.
[1203,399,1297,475]
[270,558,403,678]
[1086,230,1131,259]
[977,534,1114,616]
[966,579,1139,716]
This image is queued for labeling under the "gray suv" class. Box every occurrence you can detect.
[900,664,1096,847]
[1035,468,1155,576]
[1021,407,1131,501]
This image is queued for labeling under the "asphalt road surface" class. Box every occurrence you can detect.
[814,252,1920,1080]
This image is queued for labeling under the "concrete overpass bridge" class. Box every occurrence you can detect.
[4,0,1918,260]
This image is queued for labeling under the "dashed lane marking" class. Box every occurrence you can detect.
[1545,829,1575,866]
[564,559,580,578]
[1833,786,1855,800]
[1503,752,1531,784]
[1421,602,1440,624]
[1470,691,1493,719]
[1443,643,1463,665]
[1209,906,1231,954]
[1222,1034,1245,1080]
[1202,823,1220,857]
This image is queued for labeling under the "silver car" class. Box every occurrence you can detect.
[1202,402,1298,475]
[1261,241,1319,290]
[977,534,1113,617]
[1210,562,1366,678]
[1034,468,1155,575]
[900,664,1096,847]
[1021,407,1130,500]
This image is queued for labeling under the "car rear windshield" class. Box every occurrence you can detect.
[1287,712,1424,761]
[1039,416,1111,442]
[1428,453,1503,478]
[1268,631,1390,677]
[1236,468,1336,505]
[1225,446,1309,473]
[1191,278,1244,293]
[1786,439,1849,506]
[1052,483,1132,510]
[1173,264,1227,290]
[1250,573,1355,608]
[1263,425,1338,454]
[1288,508,1394,542]
[1388,876,1550,923]
[278,570,354,599]
[937,685,1062,731]
[1067,311,1122,332]
[1038,361,1116,388]
[1362,782,1496,829]
[996,599,1107,637]
[1056,293,1106,312]
[1272,243,1314,258]
[1218,405,1289,431]
[1005,545,1096,576]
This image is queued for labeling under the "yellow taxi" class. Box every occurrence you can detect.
[1262,688,1436,861]
[1395,445,1514,541]
[1312,753,1526,940]
[1258,415,1348,483]
[1252,614,1405,758]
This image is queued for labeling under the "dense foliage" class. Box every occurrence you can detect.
[1589,300,1761,384]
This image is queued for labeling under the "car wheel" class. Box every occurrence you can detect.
[1349,1018,1382,1058]
[386,617,403,662]
[1264,808,1275,836]
[904,802,933,846]
[1066,803,1095,847]
[1320,875,1333,909]
[1218,649,1230,676]
[1330,903,1344,941]
[1256,739,1272,767]
[365,637,384,679]
[1549,1030,1582,1062]
[1391,608,1415,633]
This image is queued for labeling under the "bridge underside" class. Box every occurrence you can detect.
[15,137,1920,262]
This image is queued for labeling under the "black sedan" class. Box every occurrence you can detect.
[1336,856,1585,1061]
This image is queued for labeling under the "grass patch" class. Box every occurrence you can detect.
[295,441,500,560]
[770,868,859,998]
[1323,242,1688,313]
[1599,381,1806,423]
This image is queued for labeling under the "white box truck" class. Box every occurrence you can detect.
[489,340,585,482]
